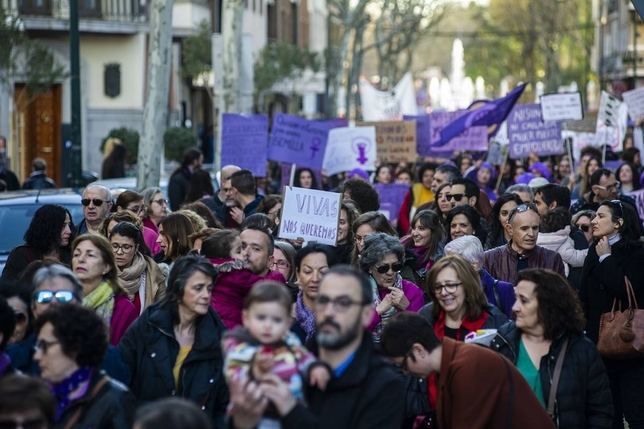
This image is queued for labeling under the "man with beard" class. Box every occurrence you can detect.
[202,165,241,226]
[227,265,404,429]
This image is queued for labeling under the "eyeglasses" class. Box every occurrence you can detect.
[610,199,624,218]
[432,282,462,294]
[151,198,168,206]
[14,311,27,324]
[126,205,147,214]
[507,203,538,223]
[34,339,60,354]
[354,234,368,243]
[0,418,47,429]
[446,194,465,201]
[375,263,403,274]
[594,181,621,192]
[576,224,590,233]
[111,243,135,253]
[81,198,108,207]
[34,290,75,304]
[272,260,290,269]
[313,295,369,313]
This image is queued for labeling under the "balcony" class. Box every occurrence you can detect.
[2,0,149,33]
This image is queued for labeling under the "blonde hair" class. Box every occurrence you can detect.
[102,137,122,158]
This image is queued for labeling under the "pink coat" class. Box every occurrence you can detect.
[143,226,161,255]
[110,295,138,346]
[367,279,425,332]
[209,258,286,329]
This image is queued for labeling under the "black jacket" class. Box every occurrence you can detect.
[278,332,405,429]
[0,244,72,283]
[118,302,229,428]
[201,195,227,225]
[22,171,56,189]
[54,372,135,429]
[490,322,613,429]
[168,168,191,211]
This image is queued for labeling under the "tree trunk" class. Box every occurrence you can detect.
[137,0,174,189]
[221,0,244,113]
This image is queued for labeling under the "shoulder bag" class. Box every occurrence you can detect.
[597,276,644,359]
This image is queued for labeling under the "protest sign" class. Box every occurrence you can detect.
[403,115,432,156]
[507,104,563,159]
[268,114,340,170]
[221,114,268,177]
[540,92,583,122]
[279,187,342,246]
[597,91,622,127]
[373,183,409,222]
[323,126,377,176]
[561,130,602,161]
[357,121,417,163]
[429,111,488,152]
[622,87,644,120]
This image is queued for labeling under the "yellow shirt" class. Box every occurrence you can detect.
[173,346,192,388]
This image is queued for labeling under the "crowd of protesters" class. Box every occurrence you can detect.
[1,143,644,429]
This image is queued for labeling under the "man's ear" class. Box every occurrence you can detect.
[266,254,274,270]
[504,221,513,237]
[468,196,477,207]
[549,201,558,210]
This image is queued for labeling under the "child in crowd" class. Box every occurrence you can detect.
[223,282,330,428]
[536,207,588,276]
[201,229,284,329]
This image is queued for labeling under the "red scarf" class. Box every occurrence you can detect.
[427,310,489,409]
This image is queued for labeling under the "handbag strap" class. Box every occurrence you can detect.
[62,376,110,429]
[547,337,569,420]
[624,276,639,309]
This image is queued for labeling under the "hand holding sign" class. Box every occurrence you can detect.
[279,187,342,246]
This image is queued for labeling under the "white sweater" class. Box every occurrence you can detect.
[536,226,588,276]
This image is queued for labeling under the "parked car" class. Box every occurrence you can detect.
[0,189,84,275]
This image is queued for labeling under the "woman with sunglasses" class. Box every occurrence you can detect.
[359,233,424,341]
[114,190,161,254]
[6,265,130,384]
[571,210,596,246]
[108,222,166,315]
[1,204,75,283]
[71,234,138,346]
[141,187,169,234]
[0,282,32,346]
[33,303,135,429]
[581,199,644,428]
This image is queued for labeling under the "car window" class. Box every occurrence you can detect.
[0,204,84,254]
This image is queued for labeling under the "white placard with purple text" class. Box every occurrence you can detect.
[323,126,377,176]
[539,92,583,122]
[278,187,342,246]
[507,104,563,159]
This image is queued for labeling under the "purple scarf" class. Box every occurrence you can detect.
[0,353,11,377]
[51,367,93,422]
[295,292,316,343]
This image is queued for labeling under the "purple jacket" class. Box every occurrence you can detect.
[479,269,514,320]
[110,295,138,346]
[466,162,498,202]
[367,279,425,331]
[209,258,286,329]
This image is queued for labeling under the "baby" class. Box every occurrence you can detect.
[223,282,330,427]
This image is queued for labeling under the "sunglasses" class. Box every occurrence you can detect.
[507,203,538,223]
[576,224,590,232]
[446,194,465,201]
[34,290,75,304]
[0,418,46,429]
[610,199,624,218]
[375,263,403,274]
[81,198,107,207]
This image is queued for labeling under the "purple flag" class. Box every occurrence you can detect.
[373,183,410,222]
[403,115,432,156]
[437,83,527,146]
[221,114,269,177]
[268,114,342,170]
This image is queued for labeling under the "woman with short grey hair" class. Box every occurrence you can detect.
[32,264,84,301]
[359,233,424,341]
[444,235,514,319]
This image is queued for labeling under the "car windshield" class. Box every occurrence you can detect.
[0,204,84,254]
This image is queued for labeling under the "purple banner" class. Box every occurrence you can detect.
[373,183,410,222]
[507,104,563,159]
[221,114,269,177]
[430,111,488,152]
[403,115,432,156]
[268,114,341,169]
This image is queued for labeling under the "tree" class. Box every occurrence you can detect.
[181,20,213,100]
[0,10,67,173]
[137,0,174,189]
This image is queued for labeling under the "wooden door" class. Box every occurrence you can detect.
[14,84,62,185]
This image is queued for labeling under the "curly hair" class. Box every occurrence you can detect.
[188,227,220,248]
[488,193,523,246]
[35,303,108,368]
[180,201,223,229]
[201,229,239,259]
[24,204,75,255]
[359,233,405,274]
[349,211,397,266]
[162,254,217,325]
[72,234,125,296]
[99,210,143,238]
[517,269,585,339]
[427,254,487,320]
[401,210,445,266]
[341,178,380,213]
